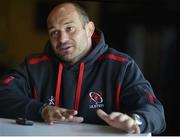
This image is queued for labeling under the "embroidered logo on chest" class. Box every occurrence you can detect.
[89,91,104,109]
[48,96,55,105]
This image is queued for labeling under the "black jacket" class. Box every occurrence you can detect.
[0,29,165,134]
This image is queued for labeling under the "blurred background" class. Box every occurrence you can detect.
[0,0,180,135]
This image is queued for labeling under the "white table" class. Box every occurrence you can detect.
[0,118,151,136]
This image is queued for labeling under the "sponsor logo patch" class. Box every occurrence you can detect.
[89,91,104,109]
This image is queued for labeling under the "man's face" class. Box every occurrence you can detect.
[47,4,94,64]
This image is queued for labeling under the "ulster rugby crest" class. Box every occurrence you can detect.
[89,91,104,109]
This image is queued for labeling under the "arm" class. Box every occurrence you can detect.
[120,59,166,134]
[97,59,166,134]
[0,61,83,123]
[0,63,44,121]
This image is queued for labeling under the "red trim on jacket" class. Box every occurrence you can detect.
[116,81,121,111]
[147,92,155,104]
[74,63,84,110]
[2,76,15,86]
[28,56,49,64]
[98,54,128,62]
[92,32,100,45]
[33,84,38,99]
[55,64,63,107]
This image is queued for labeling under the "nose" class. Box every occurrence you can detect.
[59,32,69,44]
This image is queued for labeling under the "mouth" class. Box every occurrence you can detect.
[58,45,74,53]
[60,46,72,50]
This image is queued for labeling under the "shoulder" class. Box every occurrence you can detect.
[99,47,134,64]
[25,53,51,65]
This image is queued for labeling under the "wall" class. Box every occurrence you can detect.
[0,0,48,67]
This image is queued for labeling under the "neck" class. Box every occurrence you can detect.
[69,42,92,65]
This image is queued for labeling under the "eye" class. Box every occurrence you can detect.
[66,26,75,33]
[50,30,59,38]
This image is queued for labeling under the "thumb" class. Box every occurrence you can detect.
[96,109,109,122]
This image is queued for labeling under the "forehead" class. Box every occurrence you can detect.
[47,4,82,27]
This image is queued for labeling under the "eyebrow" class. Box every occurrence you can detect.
[48,21,75,31]
[64,21,74,25]
[48,26,54,30]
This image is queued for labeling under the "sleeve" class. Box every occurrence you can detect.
[120,59,166,134]
[0,61,44,121]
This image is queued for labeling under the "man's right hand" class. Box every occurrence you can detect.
[41,105,84,125]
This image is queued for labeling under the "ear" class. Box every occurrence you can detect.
[85,21,95,37]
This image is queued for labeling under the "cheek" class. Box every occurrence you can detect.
[50,38,56,44]
[76,32,88,45]
[50,39,58,48]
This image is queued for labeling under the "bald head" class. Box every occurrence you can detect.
[47,2,89,28]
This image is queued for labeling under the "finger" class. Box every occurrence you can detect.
[120,118,140,134]
[130,120,140,134]
[127,124,140,134]
[96,109,109,122]
[53,109,62,118]
[60,108,78,115]
[46,108,65,123]
[108,112,123,120]
[67,110,78,115]
[134,124,140,134]
[45,116,54,125]
[67,115,74,120]
[116,114,130,123]
[43,108,55,125]
[53,115,84,123]
[61,109,78,118]
[125,118,134,128]
[124,119,136,132]
[68,116,84,123]
[53,109,69,121]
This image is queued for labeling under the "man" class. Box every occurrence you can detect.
[0,2,165,134]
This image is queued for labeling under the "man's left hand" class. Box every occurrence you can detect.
[96,109,140,134]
